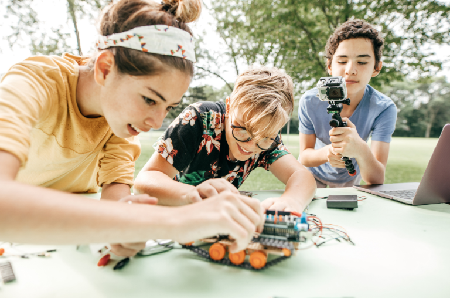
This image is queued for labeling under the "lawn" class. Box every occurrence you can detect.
[134,131,438,191]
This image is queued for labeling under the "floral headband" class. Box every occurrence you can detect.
[96,25,196,62]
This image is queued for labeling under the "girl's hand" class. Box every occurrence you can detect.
[173,191,264,253]
[184,178,239,204]
[110,194,158,257]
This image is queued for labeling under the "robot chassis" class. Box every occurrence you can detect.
[182,210,311,270]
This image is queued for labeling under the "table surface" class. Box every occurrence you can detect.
[2,188,450,298]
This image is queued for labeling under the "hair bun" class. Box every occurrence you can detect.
[162,0,202,23]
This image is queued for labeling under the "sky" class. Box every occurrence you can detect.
[0,0,449,88]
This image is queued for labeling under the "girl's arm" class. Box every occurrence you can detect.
[100,183,148,257]
[0,151,263,253]
[101,183,132,201]
[262,154,316,212]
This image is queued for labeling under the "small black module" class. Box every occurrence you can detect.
[327,195,358,210]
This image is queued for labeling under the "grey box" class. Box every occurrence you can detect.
[327,195,358,209]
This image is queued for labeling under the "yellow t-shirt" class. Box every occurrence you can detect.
[0,53,140,193]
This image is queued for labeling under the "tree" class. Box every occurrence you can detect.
[1,0,231,125]
[193,32,235,93]
[167,83,234,118]
[382,76,450,138]
[3,0,110,56]
[210,0,450,91]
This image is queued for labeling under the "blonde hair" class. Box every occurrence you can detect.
[229,67,294,141]
[91,0,202,76]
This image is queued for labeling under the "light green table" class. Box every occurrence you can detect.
[2,188,450,298]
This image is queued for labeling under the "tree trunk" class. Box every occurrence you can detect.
[67,0,82,56]
[425,110,436,138]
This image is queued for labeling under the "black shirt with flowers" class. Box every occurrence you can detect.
[155,101,290,188]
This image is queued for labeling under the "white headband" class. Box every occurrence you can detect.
[96,25,196,62]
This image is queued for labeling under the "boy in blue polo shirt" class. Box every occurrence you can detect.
[298,19,397,188]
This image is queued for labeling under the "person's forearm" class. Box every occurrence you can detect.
[134,171,196,206]
[0,180,178,244]
[101,183,131,201]
[299,147,328,167]
[281,169,316,211]
[355,145,385,184]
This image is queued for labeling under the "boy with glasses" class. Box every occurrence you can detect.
[135,67,316,213]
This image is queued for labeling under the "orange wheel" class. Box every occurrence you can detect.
[249,251,267,269]
[209,243,226,261]
[229,250,246,265]
[282,248,291,257]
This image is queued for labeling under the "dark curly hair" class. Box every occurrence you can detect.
[325,19,384,70]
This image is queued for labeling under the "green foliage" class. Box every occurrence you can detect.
[210,0,450,92]
[2,0,111,56]
[194,33,236,91]
[167,83,233,118]
[381,76,450,137]
[3,0,73,55]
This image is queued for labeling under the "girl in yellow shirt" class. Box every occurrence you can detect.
[0,0,262,256]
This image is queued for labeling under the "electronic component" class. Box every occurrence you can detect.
[316,76,347,101]
[113,257,130,270]
[239,191,254,197]
[327,195,358,210]
[97,254,111,267]
[316,76,356,176]
[0,261,16,284]
[182,210,354,269]
[182,211,312,270]
[137,239,174,256]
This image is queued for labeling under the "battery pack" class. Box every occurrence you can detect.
[327,195,358,210]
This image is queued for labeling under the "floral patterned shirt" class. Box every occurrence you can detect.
[155,101,290,188]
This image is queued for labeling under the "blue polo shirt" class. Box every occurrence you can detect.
[298,85,397,184]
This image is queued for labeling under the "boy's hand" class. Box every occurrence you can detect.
[109,194,158,257]
[174,191,264,253]
[325,145,346,168]
[184,178,239,204]
[329,118,365,158]
[261,196,305,213]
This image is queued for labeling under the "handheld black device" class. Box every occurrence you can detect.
[316,76,356,177]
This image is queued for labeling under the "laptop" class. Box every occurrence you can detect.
[353,124,450,205]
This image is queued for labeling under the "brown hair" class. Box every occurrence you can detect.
[90,0,202,77]
[325,19,384,69]
[229,67,294,141]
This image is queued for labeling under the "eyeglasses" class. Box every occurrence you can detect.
[230,123,281,151]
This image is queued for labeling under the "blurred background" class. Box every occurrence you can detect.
[1,0,449,189]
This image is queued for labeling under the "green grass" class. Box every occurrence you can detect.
[384,137,438,184]
[135,132,438,190]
